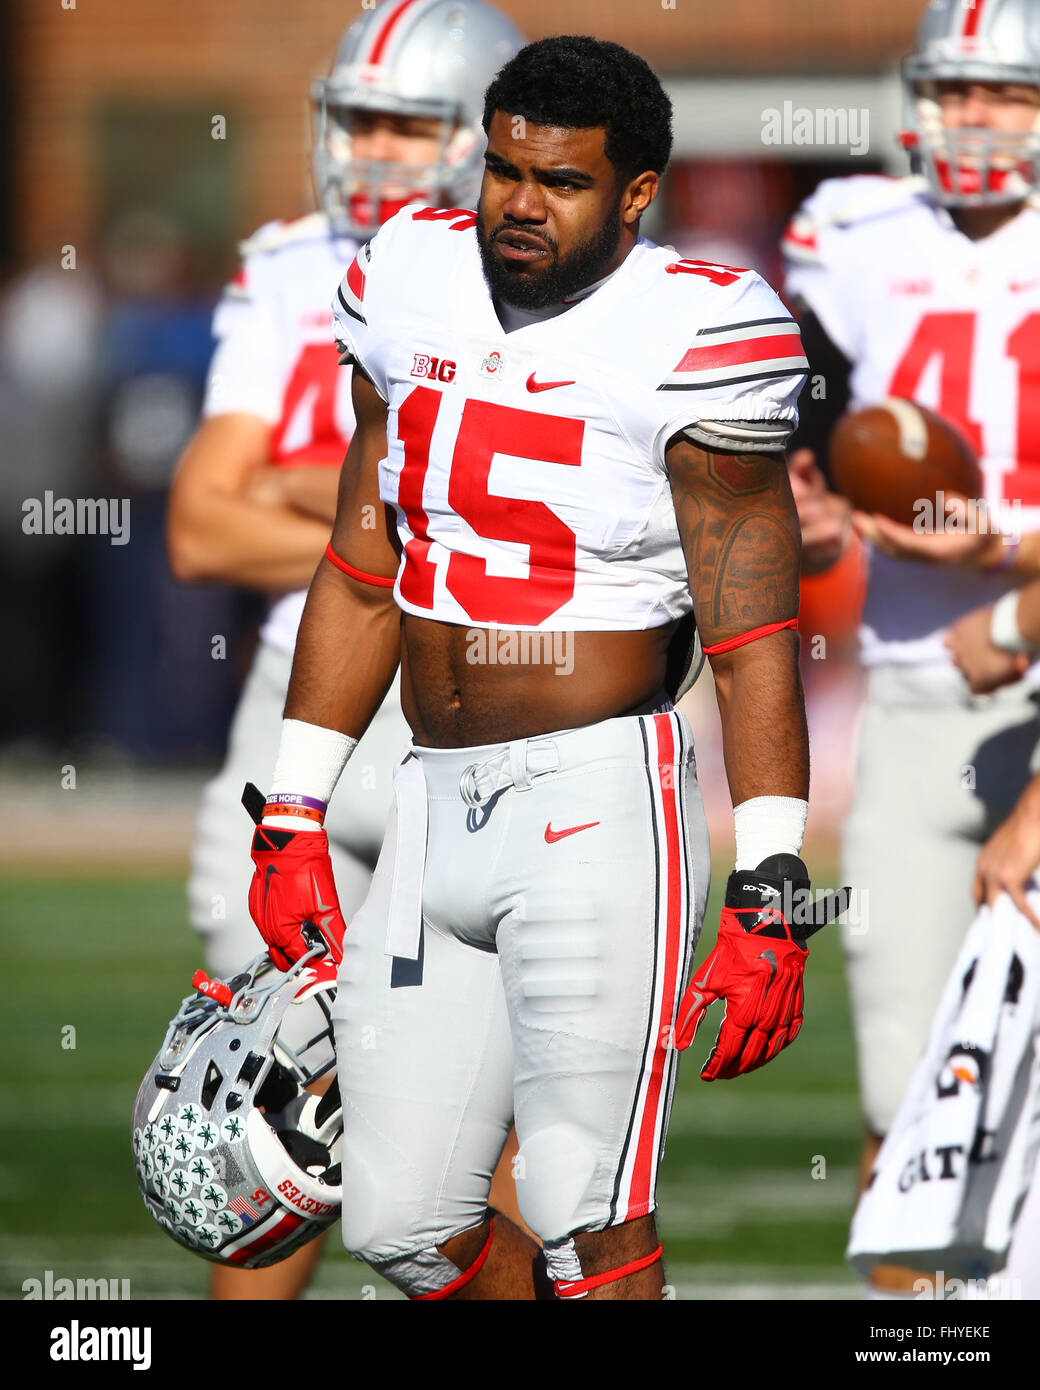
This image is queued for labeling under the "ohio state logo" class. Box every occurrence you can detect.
[480,350,504,380]
[411,353,456,382]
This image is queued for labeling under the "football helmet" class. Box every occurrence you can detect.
[132,949,342,1268]
[311,0,524,236]
[901,0,1040,206]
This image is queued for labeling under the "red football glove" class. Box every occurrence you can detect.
[248,822,348,972]
[674,856,849,1080]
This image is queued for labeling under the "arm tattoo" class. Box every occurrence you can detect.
[666,440,801,644]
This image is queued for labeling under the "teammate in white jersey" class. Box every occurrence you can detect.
[783,0,1040,1296]
[166,0,523,1299]
[245,35,843,1301]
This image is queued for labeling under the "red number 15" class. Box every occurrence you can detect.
[395,386,585,625]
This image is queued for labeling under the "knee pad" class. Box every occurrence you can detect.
[514,1123,599,1243]
[543,1233,663,1299]
[373,1220,494,1299]
[338,1133,387,1258]
[338,1124,491,1296]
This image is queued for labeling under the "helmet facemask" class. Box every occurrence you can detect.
[311,93,479,237]
[901,74,1040,206]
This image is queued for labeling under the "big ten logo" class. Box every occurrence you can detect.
[411,354,456,383]
[662,1284,676,1299]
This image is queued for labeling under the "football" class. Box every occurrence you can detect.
[827,399,982,528]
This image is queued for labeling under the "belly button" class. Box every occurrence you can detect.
[449,690,462,710]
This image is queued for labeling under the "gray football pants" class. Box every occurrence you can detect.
[842,665,1040,1134]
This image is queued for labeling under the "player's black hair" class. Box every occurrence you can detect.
[482,36,673,181]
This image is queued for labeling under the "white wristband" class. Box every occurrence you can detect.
[990,590,1034,655]
[733,796,808,870]
[266,719,357,829]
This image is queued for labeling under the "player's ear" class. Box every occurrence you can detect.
[622,170,658,226]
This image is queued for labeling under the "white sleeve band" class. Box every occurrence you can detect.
[733,795,808,870]
[989,589,1034,655]
[269,718,358,806]
[680,419,793,453]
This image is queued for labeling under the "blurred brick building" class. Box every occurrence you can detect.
[11,0,922,271]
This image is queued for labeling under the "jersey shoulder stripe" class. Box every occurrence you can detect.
[337,241,370,327]
[658,316,807,392]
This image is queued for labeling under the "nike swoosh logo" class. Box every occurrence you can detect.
[544,820,600,843]
[310,873,333,913]
[527,374,576,393]
[758,948,778,988]
[693,957,715,992]
[263,863,278,909]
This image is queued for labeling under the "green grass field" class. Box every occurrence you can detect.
[1,866,862,1301]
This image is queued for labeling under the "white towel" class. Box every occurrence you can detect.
[847,891,1040,1279]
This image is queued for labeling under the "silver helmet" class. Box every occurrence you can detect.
[901,0,1040,206]
[312,0,525,237]
[132,950,342,1268]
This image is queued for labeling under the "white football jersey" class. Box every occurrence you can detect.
[333,206,807,632]
[202,212,358,653]
[784,175,1040,669]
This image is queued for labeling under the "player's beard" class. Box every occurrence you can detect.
[476,199,624,310]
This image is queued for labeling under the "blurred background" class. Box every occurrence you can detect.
[1,0,916,1300]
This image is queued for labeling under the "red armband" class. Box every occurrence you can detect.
[324,542,396,589]
[702,617,797,656]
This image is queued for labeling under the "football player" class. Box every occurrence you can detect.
[166,0,524,1300]
[783,0,1040,1296]
[246,35,837,1301]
